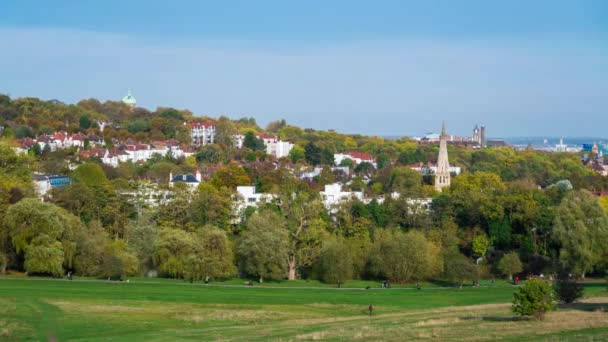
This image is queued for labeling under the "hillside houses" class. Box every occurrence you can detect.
[334,151,377,168]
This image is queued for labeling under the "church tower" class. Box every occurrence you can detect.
[435,121,451,192]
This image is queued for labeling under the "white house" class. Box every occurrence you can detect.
[233,186,275,222]
[189,121,216,146]
[266,140,293,159]
[320,183,364,208]
[334,151,377,168]
[169,169,202,191]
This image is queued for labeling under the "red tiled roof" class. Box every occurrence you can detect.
[256,133,276,140]
[191,121,215,128]
[345,151,374,161]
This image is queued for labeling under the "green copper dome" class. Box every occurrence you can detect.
[122,90,137,106]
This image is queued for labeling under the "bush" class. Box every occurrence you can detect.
[554,277,584,304]
[512,279,556,320]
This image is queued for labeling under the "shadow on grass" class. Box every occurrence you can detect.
[462,316,531,322]
[558,302,607,312]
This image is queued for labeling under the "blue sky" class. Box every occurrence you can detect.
[1,1,607,137]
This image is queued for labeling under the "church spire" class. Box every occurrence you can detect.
[435,121,451,192]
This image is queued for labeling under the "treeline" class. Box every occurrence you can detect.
[1,142,608,283]
[1,94,608,284]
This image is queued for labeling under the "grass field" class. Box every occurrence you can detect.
[1,277,607,341]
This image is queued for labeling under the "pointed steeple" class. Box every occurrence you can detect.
[435,121,451,192]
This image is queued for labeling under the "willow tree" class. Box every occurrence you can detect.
[3,198,81,276]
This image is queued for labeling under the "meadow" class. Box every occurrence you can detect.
[1,277,607,341]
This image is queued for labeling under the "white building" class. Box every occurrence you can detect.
[320,183,364,208]
[233,186,275,222]
[334,151,376,168]
[266,140,293,159]
[169,169,202,191]
[189,121,216,146]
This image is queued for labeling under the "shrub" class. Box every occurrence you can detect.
[512,279,556,320]
[554,277,584,304]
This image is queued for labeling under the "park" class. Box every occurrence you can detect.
[1,276,607,341]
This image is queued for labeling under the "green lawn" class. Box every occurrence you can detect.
[0,277,606,341]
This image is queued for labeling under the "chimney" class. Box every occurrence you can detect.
[480,125,486,148]
[195,168,202,182]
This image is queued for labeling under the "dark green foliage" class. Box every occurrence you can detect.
[304,142,322,166]
[243,131,265,151]
[512,279,556,320]
[79,115,92,130]
[554,277,584,304]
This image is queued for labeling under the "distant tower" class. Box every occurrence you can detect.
[473,125,480,144]
[480,125,486,148]
[122,89,137,109]
[435,121,451,192]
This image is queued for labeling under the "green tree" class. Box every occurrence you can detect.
[472,233,490,258]
[288,145,305,163]
[237,211,289,282]
[196,227,236,279]
[369,229,442,283]
[4,199,81,276]
[318,237,353,286]
[554,275,584,304]
[190,183,233,229]
[444,251,478,288]
[553,190,608,277]
[497,252,523,280]
[512,279,556,320]
[243,131,265,151]
[102,238,138,279]
[154,227,195,278]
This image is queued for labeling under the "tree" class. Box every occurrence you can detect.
[512,279,556,320]
[74,221,109,276]
[304,142,322,166]
[472,233,490,258]
[243,131,265,151]
[102,239,138,279]
[196,226,236,279]
[3,199,81,276]
[278,190,329,280]
[288,145,305,163]
[237,211,289,282]
[444,251,478,288]
[79,115,92,130]
[369,229,442,283]
[196,144,224,164]
[554,275,584,304]
[154,227,195,278]
[553,190,608,277]
[189,183,233,230]
[318,237,353,286]
[497,252,523,280]
[211,162,251,190]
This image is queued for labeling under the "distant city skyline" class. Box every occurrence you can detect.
[1,1,607,137]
